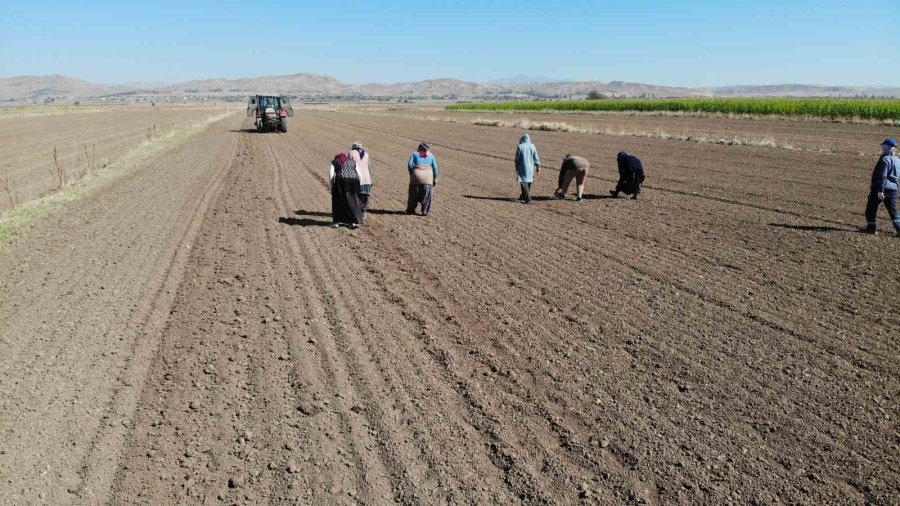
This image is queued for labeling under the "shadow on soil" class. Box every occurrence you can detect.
[294,209,409,217]
[278,217,331,227]
[293,209,330,217]
[230,129,285,134]
[463,195,556,203]
[769,223,850,233]
[463,194,617,202]
[366,210,411,216]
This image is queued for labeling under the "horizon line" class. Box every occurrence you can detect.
[2,73,898,91]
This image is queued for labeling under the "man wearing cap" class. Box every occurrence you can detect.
[610,151,645,200]
[864,138,900,236]
[406,141,439,216]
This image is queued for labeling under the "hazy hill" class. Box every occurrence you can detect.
[499,80,708,97]
[2,73,898,101]
[0,74,129,100]
[154,73,349,95]
[488,75,568,84]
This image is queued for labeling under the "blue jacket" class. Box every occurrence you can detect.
[871,154,900,192]
[408,152,439,179]
[514,134,541,183]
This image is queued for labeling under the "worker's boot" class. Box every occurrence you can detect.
[609,190,619,198]
[631,194,639,200]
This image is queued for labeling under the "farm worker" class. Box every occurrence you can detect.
[553,154,591,201]
[514,133,541,203]
[610,151,646,200]
[328,153,363,228]
[349,141,373,221]
[864,138,900,236]
[406,141,439,216]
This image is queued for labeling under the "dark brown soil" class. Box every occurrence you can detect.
[2,111,898,505]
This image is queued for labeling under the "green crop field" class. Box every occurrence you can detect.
[447,98,900,121]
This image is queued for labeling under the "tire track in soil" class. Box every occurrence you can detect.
[309,111,864,228]
[298,114,848,503]
[279,112,898,503]
[305,113,887,389]
[304,112,893,376]
[266,132,578,503]
[113,130,397,504]
[75,127,241,502]
[264,131,579,503]
[99,111,899,504]
[276,121,662,503]
[262,134,417,504]
[0,113,244,504]
[292,113,868,502]
[297,119,805,409]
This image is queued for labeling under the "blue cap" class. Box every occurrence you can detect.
[884,138,897,147]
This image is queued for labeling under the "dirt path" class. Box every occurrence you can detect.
[2,111,898,504]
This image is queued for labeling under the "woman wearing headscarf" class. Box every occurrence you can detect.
[610,151,645,200]
[349,141,373,220]
[328,152,363,228]
[514,133,541,203]
[406,141,439,216]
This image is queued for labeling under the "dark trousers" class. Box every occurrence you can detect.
[865,189,900,231]
[519,182,532,202]
[406,184,434,215]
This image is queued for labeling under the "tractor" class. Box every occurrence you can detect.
[247,95,293,133]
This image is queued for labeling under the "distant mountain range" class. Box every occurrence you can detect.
[2,74,898,102]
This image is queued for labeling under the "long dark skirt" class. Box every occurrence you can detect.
[332,189,362,224]
[615,172,645,195]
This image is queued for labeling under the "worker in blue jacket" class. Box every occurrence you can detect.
[864,138,900,236]
[514,133,541,203]
[406,141,439,216]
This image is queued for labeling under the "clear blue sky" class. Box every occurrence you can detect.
[0,0,895,86]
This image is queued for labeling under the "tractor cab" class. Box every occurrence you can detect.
[247,94,293,133]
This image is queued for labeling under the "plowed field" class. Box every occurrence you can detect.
[0,105,232,209]
[353,107,898,156]
[1,110,898,505]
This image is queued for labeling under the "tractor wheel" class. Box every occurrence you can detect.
[278,118,287,133]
